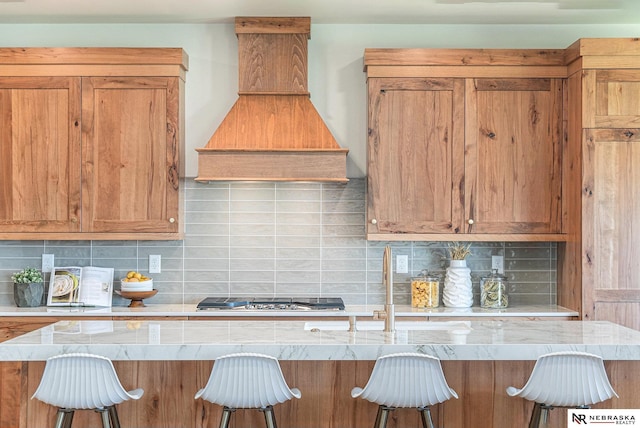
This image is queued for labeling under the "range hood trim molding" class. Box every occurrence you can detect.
[196,149,348,183]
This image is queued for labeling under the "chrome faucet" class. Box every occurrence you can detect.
[378,245,395,332]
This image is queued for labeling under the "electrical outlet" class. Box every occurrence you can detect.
[491,255,504,274]
[396,255,409,274]
[149,255,161,274]
[42,254,54,273]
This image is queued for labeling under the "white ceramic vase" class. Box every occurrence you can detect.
[443,259,473,308]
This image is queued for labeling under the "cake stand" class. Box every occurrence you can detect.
[115,289,158,307]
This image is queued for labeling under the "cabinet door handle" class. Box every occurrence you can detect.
[467,219,474,225]
[371,219,377,225]
[169,218,176,223]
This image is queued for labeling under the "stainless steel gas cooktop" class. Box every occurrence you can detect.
[196,297,345,311]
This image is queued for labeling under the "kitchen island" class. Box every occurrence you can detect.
[0,319,638,428]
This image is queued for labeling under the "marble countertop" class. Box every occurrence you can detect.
[1,319,638,361]
[0,304,579,318]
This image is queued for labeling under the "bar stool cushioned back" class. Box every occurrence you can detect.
[352,353,458,428]
[507,351,618,427]
[32,352,144,428]
[195,353,301,428]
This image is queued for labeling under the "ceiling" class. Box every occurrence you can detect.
[0,0,637,25]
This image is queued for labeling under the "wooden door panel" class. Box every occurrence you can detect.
[585,70,640,128]
[466,78,562,234]
[367,77,464,235]
[82,77,179,234]
[0,77,81,233]
[583,128,640,325]
[0,362,23,428]
[593,301,640,330]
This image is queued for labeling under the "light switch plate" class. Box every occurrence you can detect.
[149,255,161,274]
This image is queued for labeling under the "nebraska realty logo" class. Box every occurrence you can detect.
[568,409,639,426]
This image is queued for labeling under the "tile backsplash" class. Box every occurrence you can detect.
[0,178,556,307]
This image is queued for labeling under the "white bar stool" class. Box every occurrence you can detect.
[351,353,458,428]
[31,353,144,428]
[507,351,618,428]
[195,353,301,428]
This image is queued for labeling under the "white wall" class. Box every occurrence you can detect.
[0,23,638,178]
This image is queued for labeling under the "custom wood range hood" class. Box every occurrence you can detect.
[195,17,349,182]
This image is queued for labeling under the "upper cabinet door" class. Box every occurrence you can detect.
[81,77,180,234]
[583,69,640,129]
[367,78,465,236]
[464,78,563,234]
[0,77,81,233]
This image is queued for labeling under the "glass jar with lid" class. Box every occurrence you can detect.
[411,270,441,308]
[480,269,509,309]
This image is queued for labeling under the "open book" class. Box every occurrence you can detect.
[47,266,114,307]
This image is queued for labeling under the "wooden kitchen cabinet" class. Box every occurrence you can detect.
[0,77,81,234]
[566,42,640,329]
[367,77,464,235]
[365,49,567,241]
[0,48,187,240]
[81,76,181,234]
[364,39,640,330]
[464,77,563,234]
[556,39,640,330]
